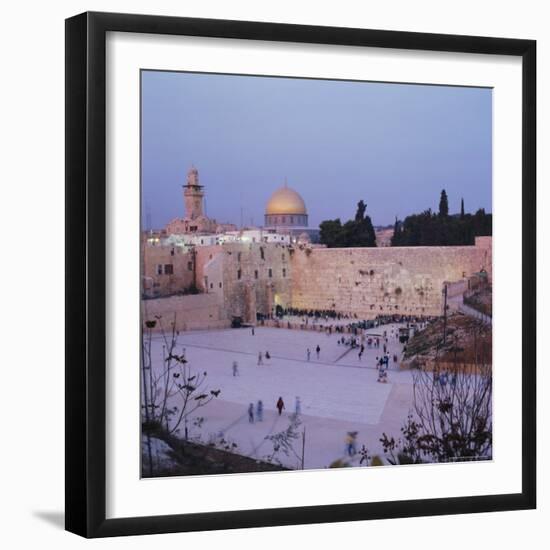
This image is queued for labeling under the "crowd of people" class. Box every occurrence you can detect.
[257,308,438,340]
[277,307,357,321]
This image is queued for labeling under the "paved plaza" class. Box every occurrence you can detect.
[148,324,415,470]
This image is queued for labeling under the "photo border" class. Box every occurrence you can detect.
[65,11,536,538]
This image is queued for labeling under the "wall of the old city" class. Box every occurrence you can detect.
[289,237,492,318]
[141,293,228,331]
[143,237,491,326]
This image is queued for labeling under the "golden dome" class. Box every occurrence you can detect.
[265,185,307,215]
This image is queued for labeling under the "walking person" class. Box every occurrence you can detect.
[265,351,271,362]
[306,348,311,361]
[316,344,321,359]
[248,403,254,423]
[256,400,263,422]
[345,432,358,456]
[257,352,263,366]
[276,396,285,416]
[295,396,302,415]
[251,326,255,336]
[232,360,239,377]
[450,372,457,388]
[381,364,388,383]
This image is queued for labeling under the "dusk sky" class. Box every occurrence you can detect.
[141,70,492,229]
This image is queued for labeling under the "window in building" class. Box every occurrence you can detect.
[282,268,286,278]
[238,252,242,261]
[260,247,265,260]
[254,270,258,279]
[156,264,163,275]
[268,268,272,278]
[210,283,213,289]
[187,261,193,271]
[282,216,286,223]
[237,269,242,280]
[164,264,174,275]
[170,248,175,256]
[282,253,285,261]
[219,282,222,288]
[291,216,294,223]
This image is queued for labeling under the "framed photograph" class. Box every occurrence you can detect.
[65,11,536,538]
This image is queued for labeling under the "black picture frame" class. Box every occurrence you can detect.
[65,11,536,538]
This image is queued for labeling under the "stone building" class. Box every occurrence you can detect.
[375,226,394,247]
[141,239,195,298]
[195,242,292,324]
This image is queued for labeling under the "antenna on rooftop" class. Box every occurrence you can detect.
[240,191,244,229]
[145,202,152,232]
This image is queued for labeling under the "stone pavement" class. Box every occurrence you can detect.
[147,325,415,470]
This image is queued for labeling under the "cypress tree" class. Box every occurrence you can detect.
[460,198,465,219]
[355,200,367,222]
[439,189,449,217]
[392,217,401,245]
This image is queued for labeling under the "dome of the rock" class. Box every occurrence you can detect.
[265,184,308,227]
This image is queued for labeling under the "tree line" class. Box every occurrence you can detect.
[319,191,491,248]
[391,190,492,247]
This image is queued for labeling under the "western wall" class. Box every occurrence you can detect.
[142,236,491,328]
[289,236,492,318]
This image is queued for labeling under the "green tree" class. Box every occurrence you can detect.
[391,217,402,246]
[319,218,343,248]
[355,199,367,222]
[439,189,449,217]
[319,201,376,248]
[390,206,491,247]
[460,198,465,220]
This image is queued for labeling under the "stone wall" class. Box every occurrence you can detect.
[201,242,292,323]
[141,293,228,332]
[142,243,195,297]
[142,236,492,330]
[289,237,492,318]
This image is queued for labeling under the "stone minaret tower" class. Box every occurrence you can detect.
[183,166,204,220]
